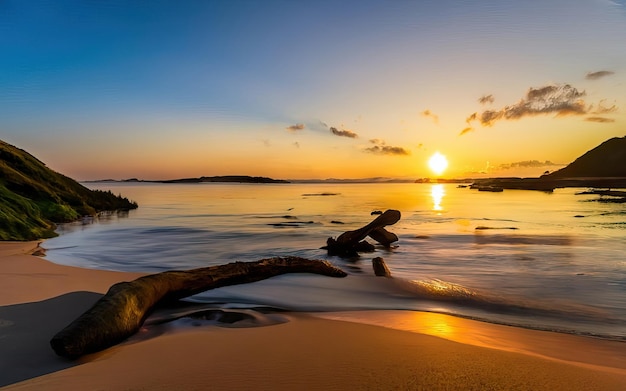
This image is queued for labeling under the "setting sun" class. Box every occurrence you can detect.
[428,152,448,176]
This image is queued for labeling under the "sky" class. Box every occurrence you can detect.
[1,0,625,181]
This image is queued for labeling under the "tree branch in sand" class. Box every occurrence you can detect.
[324,209,401,257]
[50,257,347,359]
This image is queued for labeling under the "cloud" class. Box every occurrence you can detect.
[421,109,439,124]
[330,126,358,138]
[585,71,614,80]
[459,127,474,136]
[498,160,561,170]
[459,113,477,136]
[478,94,494,105]
[364,139,410,156]
[581,99,617,122]
[590,100,618,114]
[467,84,589,127]
[286,123,305,132]
[585,117,615,123]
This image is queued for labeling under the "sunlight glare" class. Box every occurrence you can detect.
[431,184,445,211]
[428,152,448,176]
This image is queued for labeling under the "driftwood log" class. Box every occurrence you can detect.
[324,209,401,257]
[50,257,346,359]
[372,257,392,277]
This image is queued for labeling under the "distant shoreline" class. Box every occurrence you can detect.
[85,175,290,184]
[85,176,626,189]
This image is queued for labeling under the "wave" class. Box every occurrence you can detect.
[473,233,573,246]
[185,273,626,341]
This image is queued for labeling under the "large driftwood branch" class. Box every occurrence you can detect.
[50,257,346,358]
[324,209,401,257]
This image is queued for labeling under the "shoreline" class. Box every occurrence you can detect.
[1,241,625,390]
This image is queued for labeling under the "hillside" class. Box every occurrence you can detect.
[546,136,626,178]
[0,140,137,240]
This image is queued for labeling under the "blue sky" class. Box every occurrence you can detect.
[2,0,625,180]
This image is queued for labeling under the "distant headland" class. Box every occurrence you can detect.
[87,176,290,184]
[461,136,626,191]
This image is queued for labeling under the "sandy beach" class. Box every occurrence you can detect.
[1,241,625,390]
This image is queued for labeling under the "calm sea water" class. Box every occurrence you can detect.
[43,183,626,340]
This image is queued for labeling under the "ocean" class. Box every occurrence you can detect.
[42,182,626,340]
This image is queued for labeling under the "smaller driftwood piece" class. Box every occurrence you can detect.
[50,257,347,359]
[372,257,392,277]
[324,209,401,257]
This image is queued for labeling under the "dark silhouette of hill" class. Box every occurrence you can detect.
[0,140,137,240]
[466,136,626,191]
[88,175,289,184]
[545,136,626,178]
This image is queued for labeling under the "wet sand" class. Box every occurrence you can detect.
[1,241,624,390]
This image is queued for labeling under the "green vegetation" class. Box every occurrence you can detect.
[0,140,137,241]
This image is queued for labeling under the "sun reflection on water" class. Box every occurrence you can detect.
[431,184,445,212]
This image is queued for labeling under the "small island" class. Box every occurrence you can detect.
[89,175,290,184]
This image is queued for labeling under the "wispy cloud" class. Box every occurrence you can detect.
[498,160,562,170]
[585,70,614,80]
[330,126,358,138]
[585,117,615,123]
[459,127,473,136]
[365,139,410,156]
[478,94,494,105]
[286,123,305,132]
[421,109,439,124]
[459,112,477,135]
[590,100,618,114]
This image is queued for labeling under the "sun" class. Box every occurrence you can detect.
[428,152,448,176]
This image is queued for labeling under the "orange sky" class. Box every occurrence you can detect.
[2,1,625,181]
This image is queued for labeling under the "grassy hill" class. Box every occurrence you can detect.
[0,140,137,240]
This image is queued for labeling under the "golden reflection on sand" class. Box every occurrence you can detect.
[316,310,626,373]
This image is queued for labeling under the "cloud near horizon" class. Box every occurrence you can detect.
[330,126,359,138]
[364,139,410,156]
[498,160,562,170]
[585,70,615,80]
